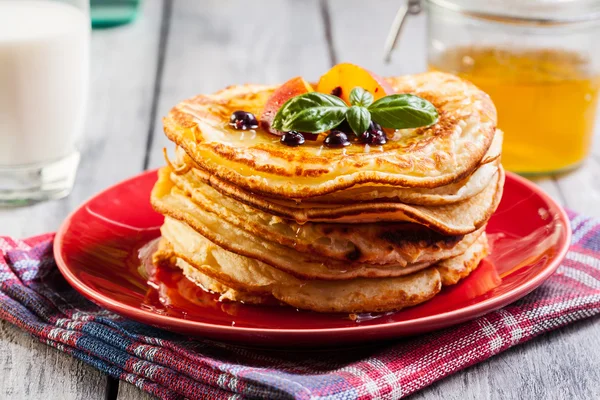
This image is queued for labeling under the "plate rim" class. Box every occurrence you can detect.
[53,170,572,336]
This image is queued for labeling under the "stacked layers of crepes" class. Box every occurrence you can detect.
[151,71,504,313]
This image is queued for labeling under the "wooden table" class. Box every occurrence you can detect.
[2,1,599,399]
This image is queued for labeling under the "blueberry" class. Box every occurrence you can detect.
[229,110,258,130]
[366,122,387,145]
[281,131,305,147]
[301,132,320,141]
[324,130,351,148]
[357,130,371,143]
[369,130,387,145]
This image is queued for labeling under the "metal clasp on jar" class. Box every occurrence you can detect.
[383,0,422,63]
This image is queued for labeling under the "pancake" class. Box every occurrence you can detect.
[168,161,504,233]
[154,231,488,313]
[301,131,503,206]
[165,167,485,265]
[437,234,489,286]
[163,72,497,199]
[156,207,440,280]
[152,240,277,306]
[178,265,275,305]
[171,128,501,208]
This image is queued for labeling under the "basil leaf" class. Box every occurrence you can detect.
[349,87,374,107]
[271,106,286,131]
[346,106,371,136]
[272,92,348,133]
[368,94,438,129]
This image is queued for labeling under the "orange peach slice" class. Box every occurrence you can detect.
[316,63,394,105]
[261,76,314,134]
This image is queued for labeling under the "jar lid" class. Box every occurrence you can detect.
[429,0,600,24]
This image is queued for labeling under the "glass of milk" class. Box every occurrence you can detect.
[0,0,90,205]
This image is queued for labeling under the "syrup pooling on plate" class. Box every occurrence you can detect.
[132,213,561,328]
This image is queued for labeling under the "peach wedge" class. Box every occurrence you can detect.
[316,63,394,105]
[261,76,314,134]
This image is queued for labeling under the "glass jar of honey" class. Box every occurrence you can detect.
[386,0,600,175]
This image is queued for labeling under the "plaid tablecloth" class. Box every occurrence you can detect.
[1,211,599,400]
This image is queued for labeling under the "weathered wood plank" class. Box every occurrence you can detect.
[117,382,157,400]
[326,1,600,399]
[0,321,105,400]
[554,158,600,216]
[0,1,164,398]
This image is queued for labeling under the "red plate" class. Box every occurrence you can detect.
[54,170,571,346]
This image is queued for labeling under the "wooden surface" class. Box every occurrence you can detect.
[1,1,599,399]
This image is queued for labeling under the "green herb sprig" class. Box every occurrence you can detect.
[271,87,438,136]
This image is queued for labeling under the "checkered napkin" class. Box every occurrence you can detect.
[1,212,600,400]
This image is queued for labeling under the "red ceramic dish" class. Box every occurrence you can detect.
[54,170,571,346]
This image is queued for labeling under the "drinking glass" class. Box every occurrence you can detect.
[0,0,90,205]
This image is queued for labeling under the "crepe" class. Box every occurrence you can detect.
[154,228,488,313]
[162,72,497,199]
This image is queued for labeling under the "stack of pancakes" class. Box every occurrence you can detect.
[151,72,504,313]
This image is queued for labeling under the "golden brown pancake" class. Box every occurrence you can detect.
[163,167,486,265]
[165,163,504,234]
[299,131,503,206]
[170,128,502,208]
[154,232,488,313]
[163,72,497,199]
[157,209,442,280]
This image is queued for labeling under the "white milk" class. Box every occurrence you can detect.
[0,1,89,166]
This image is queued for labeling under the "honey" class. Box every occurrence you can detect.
[430,48,600,174]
